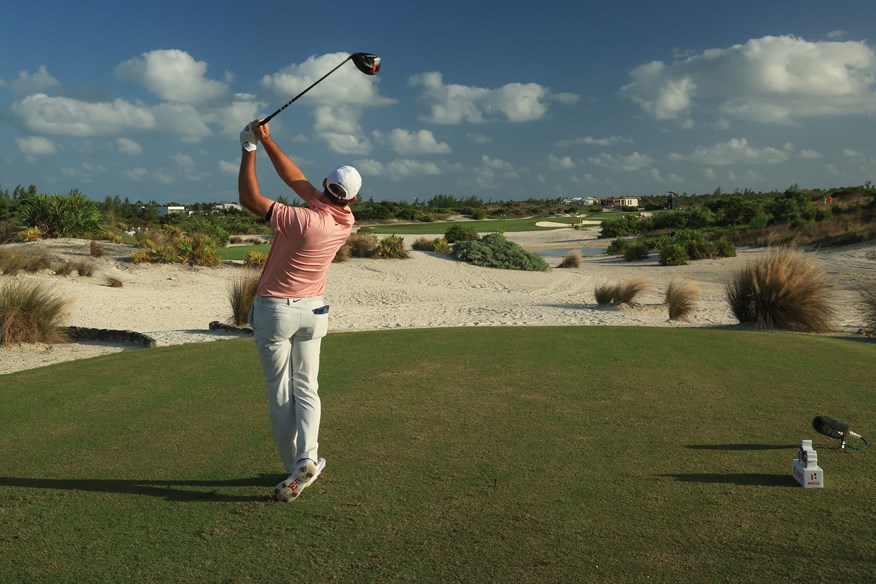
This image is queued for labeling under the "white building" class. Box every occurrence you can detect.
[158,205,186,217]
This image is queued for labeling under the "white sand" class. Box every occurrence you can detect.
[1,229,873,375]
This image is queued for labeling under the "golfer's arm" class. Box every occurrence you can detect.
[238,150,274,219]
[261,139,321,204]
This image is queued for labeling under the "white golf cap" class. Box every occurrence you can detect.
[326,165,362,202]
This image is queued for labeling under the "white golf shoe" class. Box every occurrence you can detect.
[273,458,326,503]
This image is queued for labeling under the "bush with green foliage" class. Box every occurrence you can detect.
[623,241,650,261]
[600,213,652,238]
[606,238,629,255]
[444,224,481,243]
[375,235,410,259]
[452,233,548,271]
[659,242,689,266]
[15,190,105,238]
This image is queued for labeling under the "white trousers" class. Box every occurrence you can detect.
[250,295,329,473]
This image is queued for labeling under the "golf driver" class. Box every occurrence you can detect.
[258,52,381,126]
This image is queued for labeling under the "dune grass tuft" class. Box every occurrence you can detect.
[665,278,700,321]
[0,279,70,345]
[228,270,261,326]
[614,277,650,305]
[725,248,835,332]
[594,282,615,305]
[557,250,581,268]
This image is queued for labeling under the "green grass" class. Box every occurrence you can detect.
[1,327,874,582]
[218,243,271,261]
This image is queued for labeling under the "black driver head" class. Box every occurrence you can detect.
[351,53,381,75]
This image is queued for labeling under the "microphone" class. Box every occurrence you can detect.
[812,415,867,448]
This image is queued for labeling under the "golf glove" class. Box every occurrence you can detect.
[240,123,257,152]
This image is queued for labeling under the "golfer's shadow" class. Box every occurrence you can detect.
[0,475,287,503]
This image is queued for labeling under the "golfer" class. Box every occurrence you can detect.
[238,119,359,502]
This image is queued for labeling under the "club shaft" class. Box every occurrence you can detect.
[259,55,353,126]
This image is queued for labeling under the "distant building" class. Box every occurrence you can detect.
[604,197,639,208]
[561,196,600,206]
[214,202,244,212]
[158,205,186,217]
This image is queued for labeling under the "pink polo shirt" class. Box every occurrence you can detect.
[257,199,354,298]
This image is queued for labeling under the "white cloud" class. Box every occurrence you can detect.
[15,136,58,156]
[322,133,372,155]
[11,65,60,93]
[115,50,228,104]
[379,129,451,155]
[116,138,143,155]
[843,148,864,157]
[679,138,790,165]
[481,155,512,171]
[12,93,155,136]
[799,149,821,159]
[367,159,443,177]
[547,154,575,169]
[588,152,654,171]
[623,35,876,124]
[410,72,569,124]
[468,133,492,144]
[219,160,238,175]
[172,153,195,168]
[260,53,393,108]
[556,135,634,147]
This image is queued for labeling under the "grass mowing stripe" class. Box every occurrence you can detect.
[1,327,874,582]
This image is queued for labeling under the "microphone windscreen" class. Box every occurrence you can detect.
[812,415,849,439]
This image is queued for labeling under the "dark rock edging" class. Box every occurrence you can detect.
[209,321,254,335]
[63,326,157,348]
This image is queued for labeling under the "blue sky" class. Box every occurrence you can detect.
[2,1,875,204]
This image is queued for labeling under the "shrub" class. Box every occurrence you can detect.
[345,232,378,258]
[228,270,261,326]
[444,224,480,243]
[412,237,451,253]
[623,241,650,262]
[665,278,700,321]
[244,250,268,268]
[862,286,876,337]
[0,248,27,275]
[90,240,104,257]
[17,227,43,242]
[725,249,836,332]
[103,230,123,244]
[594,283,615,305]
[557,250,581,268]
[0,279,70,345]
[452,233,549,272]
[63,260,95,277]
[659,242,689,266]
[15,190,105,238]
[176,232,222,267]
[606,238,628,255]
[131,250,150,264]
[375,235,410,259]
[614,278,650,305]
[333,244,351,263]
[713,239,736,258]
[105,276,124,288]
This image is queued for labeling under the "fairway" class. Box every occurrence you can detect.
[1,327,874,582]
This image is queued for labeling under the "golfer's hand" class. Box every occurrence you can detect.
[240,123,258,152]
[253,119,272,145]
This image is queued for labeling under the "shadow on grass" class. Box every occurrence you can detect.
[685,443,798,451]
[660,473,798,487]
[0,475,287,503]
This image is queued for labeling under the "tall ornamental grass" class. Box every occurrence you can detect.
[665,278,700,321]
[228,270,261,326]
[725,249,835,332]
[0,280,70,345]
